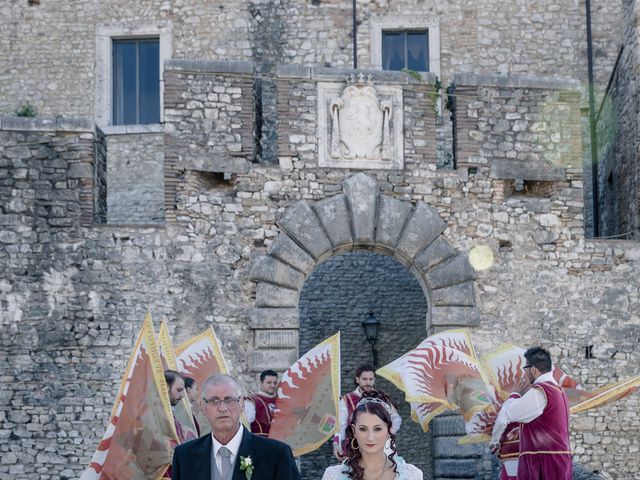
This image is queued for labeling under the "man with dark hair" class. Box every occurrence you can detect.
[163,370,188,479]
[184,376,203,436]
[171,374,301,480]
[332,364,402,459]
[490,347,572,480]
[244,369,279,436]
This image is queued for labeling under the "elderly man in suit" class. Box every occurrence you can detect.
[171,373,300,480]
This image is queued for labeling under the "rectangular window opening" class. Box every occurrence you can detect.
[112,37,160,125]
[382,30,429,72]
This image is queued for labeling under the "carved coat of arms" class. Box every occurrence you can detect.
[329,74,393,161]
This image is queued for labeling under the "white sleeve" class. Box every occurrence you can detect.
[390,405,402,434]
[404,464,423,480]
[244,398,256,424]
[335,397,349,443]
[490,389,546,445]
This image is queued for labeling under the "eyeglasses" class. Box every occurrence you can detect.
[523,365,533,370]
[203,396,241,408]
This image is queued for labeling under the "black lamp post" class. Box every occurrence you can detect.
[362,312,381,367]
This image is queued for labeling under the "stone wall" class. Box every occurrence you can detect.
[1,67,639,480]
[0,1,621,118]
[103,128,165,224]
[596,0,640,240]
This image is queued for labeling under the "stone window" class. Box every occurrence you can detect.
[382,30,429,72]
[112,38,160,125]
[95,23,173,128]
[370,15,440,78]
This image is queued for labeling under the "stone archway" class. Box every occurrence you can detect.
[247,172,480,371]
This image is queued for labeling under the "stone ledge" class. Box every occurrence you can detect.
[100,124,164,135]
[490,159,567,181]
[274,64,437,84]
[165,59,254,75]
[453,72,580,90]
[0,116,94,133]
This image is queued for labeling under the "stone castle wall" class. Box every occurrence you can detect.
[1,63,639,480]
[0,0,621,119]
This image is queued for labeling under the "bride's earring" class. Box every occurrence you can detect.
[385,437,391,449]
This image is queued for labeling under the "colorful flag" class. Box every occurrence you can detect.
[175,327,230,435]
[158,320,199,442]
[570,375,640,414]
[268,332,341,456]
[377,329,496,432]
[80,312,178,480]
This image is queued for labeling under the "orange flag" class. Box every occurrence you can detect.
[175,327,230,435]
[81,312,179,480]
[158,320,199,442]
[269,332,341,456]
[378,329,496,432]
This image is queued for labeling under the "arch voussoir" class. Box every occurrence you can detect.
[312,194,353,249]
[413,236,457,273]
[343,172,378,244]
[424,254,476,290]
[249,255,306,291]
[267,233,316,274]
[255,282,299,308]
[277,200,333,260]
[396,202,447,261]
[375,195,413,249]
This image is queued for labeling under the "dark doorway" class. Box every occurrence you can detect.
[298,251,431,478]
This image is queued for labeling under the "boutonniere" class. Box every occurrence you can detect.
[239,455,254,480]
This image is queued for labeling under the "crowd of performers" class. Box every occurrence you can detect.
[163,347,573,480]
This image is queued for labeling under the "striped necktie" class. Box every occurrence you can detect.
[219,446,232,480]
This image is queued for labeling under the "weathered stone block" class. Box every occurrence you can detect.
[431,306,480,326]
[248,308,299,329]
[433,436,483,458]
[431,281,475,307]
[343,173,378,244]
[396,202,447,261]
[375,195,413,249]
[277,200,332,260]
[255,283,298,308]
[426,254,475,289]
[248,255,306,290]
[312,194,352,249]
[267,234,316,274]
[254,329,299,348]
[413,236,457,272]
[248,349,299,372]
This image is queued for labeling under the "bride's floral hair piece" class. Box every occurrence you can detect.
[355,396,392,417]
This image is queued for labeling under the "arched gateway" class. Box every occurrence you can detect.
[247,173,480,367]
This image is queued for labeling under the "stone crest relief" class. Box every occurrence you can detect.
[318,75,403,169]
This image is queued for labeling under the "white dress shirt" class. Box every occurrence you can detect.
[490,371,557,447]
[212,425,244,473]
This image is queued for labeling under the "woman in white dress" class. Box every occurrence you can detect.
[322,394,423,480]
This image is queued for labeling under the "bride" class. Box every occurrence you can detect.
[322,394,423,480]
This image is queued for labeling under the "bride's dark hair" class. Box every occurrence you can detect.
[344,390,398,480]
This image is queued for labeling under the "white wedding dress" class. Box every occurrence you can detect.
[321,457,423,480]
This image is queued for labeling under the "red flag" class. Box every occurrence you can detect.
[81,312,178,480]
[269,332,341,456]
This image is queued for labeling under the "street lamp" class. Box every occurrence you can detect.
[362,312,381,367]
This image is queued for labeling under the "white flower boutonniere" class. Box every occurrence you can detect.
[239,455,254,480]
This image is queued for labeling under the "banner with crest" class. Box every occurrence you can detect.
[268,332,341,456]
[377,329,496,432]
[80,312,178,480]
[158,319,199,442]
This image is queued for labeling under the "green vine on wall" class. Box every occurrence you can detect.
[402,68,442,122]
[16,102,37,118]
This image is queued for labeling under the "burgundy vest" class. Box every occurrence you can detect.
[518,382,572,480]
[249,393,276,437]
[343,391,360,421]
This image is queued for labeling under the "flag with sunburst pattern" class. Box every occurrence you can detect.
[268,332,341,456]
